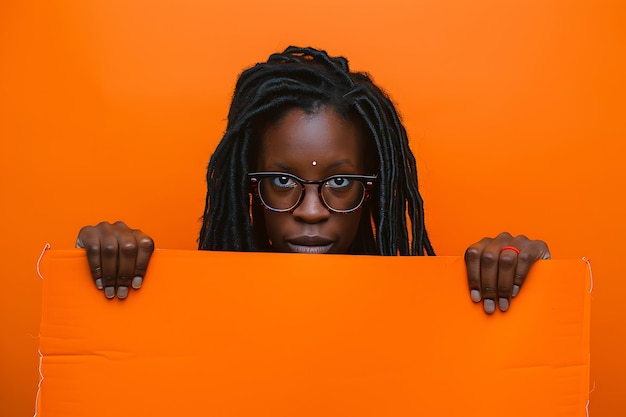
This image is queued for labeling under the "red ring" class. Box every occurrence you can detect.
[500,245,521,254]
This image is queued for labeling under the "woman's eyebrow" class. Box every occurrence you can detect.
[270,162,292,171]
[268,159,355,172]
[325,159,354,170]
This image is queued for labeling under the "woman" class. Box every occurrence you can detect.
[77,46,550,314]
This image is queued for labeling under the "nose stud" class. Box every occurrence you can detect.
[312,161,317,166]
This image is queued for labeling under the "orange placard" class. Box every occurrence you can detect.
[38,250,589,416]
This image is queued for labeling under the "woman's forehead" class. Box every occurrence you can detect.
[256,107,368,174]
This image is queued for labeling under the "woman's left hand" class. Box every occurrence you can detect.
[465,232,551,314]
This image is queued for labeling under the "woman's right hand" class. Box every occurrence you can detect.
[76,221,155,300]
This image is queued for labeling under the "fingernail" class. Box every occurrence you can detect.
[104,287,115,299]
[117,286,128,299]
[512,285,520,297]
[484,299,496,314]
[95,278,103,290]
[470,290,481,302]
[499,297,509,312]
[132,276,143,289]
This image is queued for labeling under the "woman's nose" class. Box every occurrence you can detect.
[291,185,331,223]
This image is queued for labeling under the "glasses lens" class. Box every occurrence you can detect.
[258,175,302,211]
[321,177,366,212]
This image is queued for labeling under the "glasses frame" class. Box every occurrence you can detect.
[248,171,377,214]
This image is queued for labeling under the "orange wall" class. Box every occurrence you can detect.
[1,0,623,415]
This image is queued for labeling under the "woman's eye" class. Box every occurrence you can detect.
[327,177,351,188]
[272,176,297,188]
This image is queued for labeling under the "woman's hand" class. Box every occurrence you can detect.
[76,221,154,300]
[465,232,550,314]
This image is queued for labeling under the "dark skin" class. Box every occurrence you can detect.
[257,108,366,255]
[77,107,551,313]
[76,221,154,300]
[465,232,550,313]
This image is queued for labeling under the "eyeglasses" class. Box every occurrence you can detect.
[248,172,377,213]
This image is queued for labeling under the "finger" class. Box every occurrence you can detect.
[512,238,551,297]
[78,226,104,290]
[479,253,498,314]
[465,238,491,303]
[480,235,513,314]
[130,230,154,290]
[97,222,119,299]
[497,247,518,311]
[114,222,139,300]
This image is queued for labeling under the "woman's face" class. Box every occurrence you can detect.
[256,106,368,254]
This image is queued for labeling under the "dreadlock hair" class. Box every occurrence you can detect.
[199,46,435,256]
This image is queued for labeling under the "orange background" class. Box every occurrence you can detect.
[0,0,623,415]
[39,251,590,416]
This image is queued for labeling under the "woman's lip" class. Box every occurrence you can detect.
[287,242,334,254]
[288,235,333,246]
